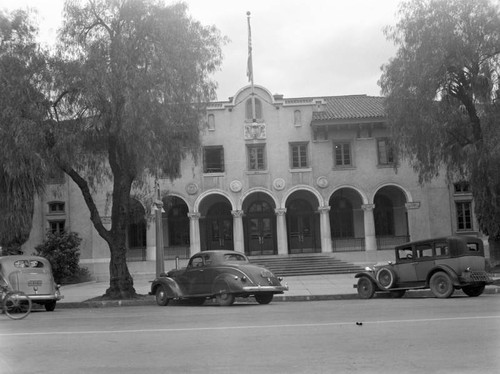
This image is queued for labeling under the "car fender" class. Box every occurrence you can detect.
[212,273,240,295]
[354,272,379,287]
[426,265,460,286]
[151,277,183,298]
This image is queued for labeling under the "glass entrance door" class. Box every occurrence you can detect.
[287,199,317,254]
[245,201,276,256]
[206,202,233,250]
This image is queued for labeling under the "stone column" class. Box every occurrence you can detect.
[275,208,288,255]
[318,206,332,253]
[405,201,420,240]
[232,210,245,253]
[188,212,201,257]
[362,204,377,252]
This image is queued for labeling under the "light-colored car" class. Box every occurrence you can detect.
[354,236,493,299]
[0,255,63,311]
[150,250,288,306]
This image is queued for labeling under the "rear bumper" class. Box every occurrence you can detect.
[242,284,289,293]
[27,292,63,302]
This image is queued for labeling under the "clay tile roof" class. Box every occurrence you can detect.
[312,95,385,122]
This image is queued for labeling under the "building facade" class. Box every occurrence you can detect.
[23,85,479,277]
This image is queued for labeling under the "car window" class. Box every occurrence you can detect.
[435,242,449,257]
[466,243,479,252]
[398,247,413,261]
[416,244,433,259]
[189,256,204,268]
[224,254,246,262]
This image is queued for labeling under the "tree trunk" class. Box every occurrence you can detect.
[104,239,137,299]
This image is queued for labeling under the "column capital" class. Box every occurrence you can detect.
[275,208,287,216]
[231,210,244,218]
[361,204,375,212]
[187,212,201,219]
[317,206,331,214]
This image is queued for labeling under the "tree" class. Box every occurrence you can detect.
[0,10,49,254]
[379,0,500,265]
[38,0,225,298]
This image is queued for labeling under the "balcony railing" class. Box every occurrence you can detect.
[332,238,365,252]
[127,246,190,262]
[376,235,410,249]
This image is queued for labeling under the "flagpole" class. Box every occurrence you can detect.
[247,11,256,122]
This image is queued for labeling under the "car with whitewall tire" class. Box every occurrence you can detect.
[354,236,493,299]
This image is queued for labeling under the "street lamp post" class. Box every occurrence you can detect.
[154,189,165,278]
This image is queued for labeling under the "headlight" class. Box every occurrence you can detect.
[364,266,374,271]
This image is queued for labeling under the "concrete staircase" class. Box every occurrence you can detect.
[249,254,364,277]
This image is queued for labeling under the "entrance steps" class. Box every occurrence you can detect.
[249,254,364,277]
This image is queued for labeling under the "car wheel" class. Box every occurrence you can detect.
[462,284,485,297]
[376,267,396,289]
[255,293,273,304]
[390,290,406,298]
[45,300,57,311]
[357,277,375,299]
[429,272,454,298]
[214,280,235,306]
[155,285,170,306]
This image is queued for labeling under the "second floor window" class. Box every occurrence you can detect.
[290,143,309,168]
[245,97,262,120]
[203,146,224,173]
[247,144,266,171]
[377,138,394,165]
[456,201,472,231]
[334,142,352,167]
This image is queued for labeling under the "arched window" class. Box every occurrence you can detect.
[245,97,262,120]
[207,114,215,131]
[294,110,302,126]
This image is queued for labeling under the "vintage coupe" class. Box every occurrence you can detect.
[0,255,63,311]
[150,250,288,306]
[354,236,493,299]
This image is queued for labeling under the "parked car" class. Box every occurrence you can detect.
[0,255,63,311]
[150,250,288,306]
[354,236,493,299]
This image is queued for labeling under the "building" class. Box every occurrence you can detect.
[23,85,479,278]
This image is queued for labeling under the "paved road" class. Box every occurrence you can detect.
[1,296,499,374]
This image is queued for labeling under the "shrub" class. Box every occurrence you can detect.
[34,231,90,284]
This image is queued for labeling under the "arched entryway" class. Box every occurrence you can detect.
[329,188,365,251]
[242,193,277,256]
[199,195,234,251]
[162,196,190,259]
[286,191,320,254]
[127,198,147,260]
[374,186,409,248]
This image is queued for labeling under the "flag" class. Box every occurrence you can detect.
[246,12,253,83]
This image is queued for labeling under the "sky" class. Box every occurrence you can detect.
[1,0,403,101]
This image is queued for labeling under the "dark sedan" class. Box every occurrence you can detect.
[150,250,288,306]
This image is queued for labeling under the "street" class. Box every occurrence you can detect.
[1,295,499,374]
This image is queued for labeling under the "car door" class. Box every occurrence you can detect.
[395,246,417,284]
[182,255,206,295]
[414,243,435,281]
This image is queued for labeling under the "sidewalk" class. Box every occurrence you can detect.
[57,272,500,309]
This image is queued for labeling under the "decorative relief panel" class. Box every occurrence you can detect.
[244,122,267,140]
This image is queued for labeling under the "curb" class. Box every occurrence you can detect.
[56,286,500,309]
